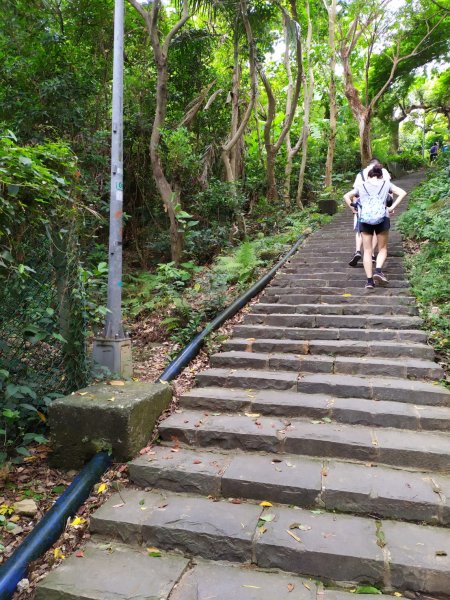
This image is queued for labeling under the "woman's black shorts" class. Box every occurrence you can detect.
[359,217,390,235]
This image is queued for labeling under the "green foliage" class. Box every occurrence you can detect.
[215,241,261,286]
[398,157,450,366]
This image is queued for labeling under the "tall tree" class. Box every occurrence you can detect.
[339,0,449,164]
[259,1,302,202]
[322,0,337,188]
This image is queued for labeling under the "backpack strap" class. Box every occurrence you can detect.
[362,181,385,196]
[360,169,365,181]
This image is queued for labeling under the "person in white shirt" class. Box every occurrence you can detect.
[348,159,391,267]
[344,165,407,289]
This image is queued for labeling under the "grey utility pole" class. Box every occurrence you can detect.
[93,0,132,377]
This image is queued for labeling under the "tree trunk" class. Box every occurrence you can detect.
[221,0,257,183]
[295,0,314,207]
[358,114,372,166]
[390,119,400,153]
[150,61,184,264]
[260,3,303,202]
[266,146,278,202]
[323,0,337,188]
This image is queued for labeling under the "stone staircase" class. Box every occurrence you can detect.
[38,182,450,599]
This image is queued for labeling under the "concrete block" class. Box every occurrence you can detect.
[49,381,172,468]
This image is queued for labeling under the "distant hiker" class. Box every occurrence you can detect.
[430,142,439,162]
[344,165,407,290]
[442,140,450,153]
[348,159,391,268]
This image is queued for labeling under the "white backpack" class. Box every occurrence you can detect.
[359,181,387,225]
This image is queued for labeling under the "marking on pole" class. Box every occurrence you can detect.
[116,190,123,202]
[116,182,123,190]
[118,281,123,287]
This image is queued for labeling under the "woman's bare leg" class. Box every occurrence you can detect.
[362,233,374,279]
[375,231,389,269]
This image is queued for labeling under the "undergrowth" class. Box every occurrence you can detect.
[124,204,332,355]
[397,155,450,375]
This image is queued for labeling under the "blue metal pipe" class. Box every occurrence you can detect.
[0,451,111,600]
[158,234,305,383]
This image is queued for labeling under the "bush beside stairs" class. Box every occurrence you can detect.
[38,177,450,600]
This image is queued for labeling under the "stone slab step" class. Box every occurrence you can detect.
[263,294,415,306]
[263,286,412,296]
[244,313,422,330]
[284,266,406,274]
[37,550,399,600]
[293,250,405,257]
[233,325,428,343]
[159,409,450,470]
[210,350,443,380]
[276,272,408,281]
[196,368,450,406]
[297,373,450,406]
[90,489,450,595]
[225,338,435,360]
[169,560,393,600]
[129,446,450,524]
[270,279,410,289]
[35,542,190,600]
[265,286,411,302]
[180,387,450,431]
[253,303,418,316]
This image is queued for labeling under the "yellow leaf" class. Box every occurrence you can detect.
[303,583,311,590]
[9,515,20,523]
[394,594,402,597]
[342,293,352,297]
[245,412,261,418]
[259,501,273,507]
[70,517,87,527]
[97,483,108,494]
[37,411,47,423]
[53,548,65,560]
[108,380,125,386]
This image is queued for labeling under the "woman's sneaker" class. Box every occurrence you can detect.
[373,271,388,286]
[365,280,375,290]
[349,251,362,267]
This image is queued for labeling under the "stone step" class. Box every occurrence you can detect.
[262,286,412,296]
[224,338,434,360]
[180,387,450,431]
[234,324,428,343]
[35,542,190,600]
[129,446,450,524]
[36,550,400,600]
[196,368,450,406]
[210,351,443,380]
[253,302,418,316]
[274,273,408,282]
[159,410,450,470]
[294,249,405,256]
[297,373,450,406]
[89,488,450,595]
[263,293,416,305]
[271,278,410,288]
[244,312,422,330]
[283,269,407,278]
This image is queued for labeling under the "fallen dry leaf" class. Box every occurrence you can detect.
[286,530,302,543]
[287,583,295,592]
